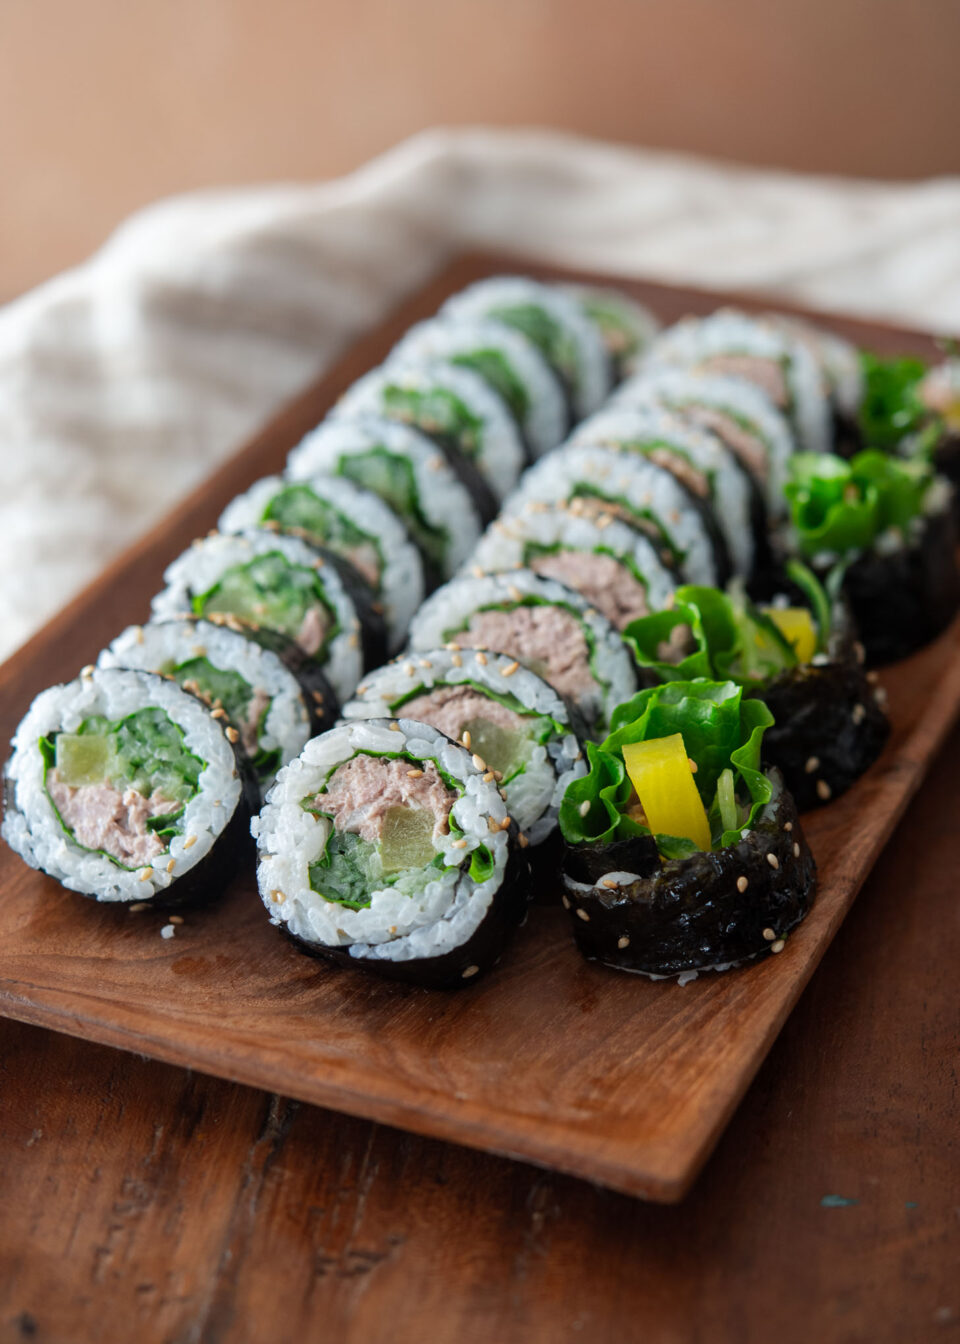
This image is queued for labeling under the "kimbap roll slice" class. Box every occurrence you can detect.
[218,474,424,652]
[612,368,797,518]
[285,417,482,584]
[254,718,529,988]
[623,568,890,809]
[782,450,959,664]
[152,530,386,704]
[333,361,521,508]
[341,647,587,850]
[558,680,816,978]
[406,569,638,737]
[643,309,831,456]
[99,618,336,799]
[388,317,568,458]
[561,283,661,383]
[441,276,612,418]
[500,441,723,586]
[570,404,755,578]
[3,667,257,905]
[467,502,676,631]
[765,314,864,423]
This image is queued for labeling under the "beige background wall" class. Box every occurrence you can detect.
[3,0,960,301]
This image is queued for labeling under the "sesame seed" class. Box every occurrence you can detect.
[472,753,486,771]
[348,633,359,649]
[766,853,779,870]
[518,833,529,848]
[139,867,153,881]
[166,859,176,874]
[501,660,520,678]
[462,965,480,979]
[274,890,286,904]
[853,640,866,664]
[446,641,461,652]
[805,756,820,774]
[771,939,786,954]
[816,779,832,800]
[461,729,472,748]
[160,924,176,940]
[475,651,487,665]
[472,566,485,579]
[579,800,591,817]
[452,838,468,849]
[501,816,512,831]
[762,927,776,941]
[211,707,228,720]
[419,658,432,669]
[389,721,400,732]
[312,690,325,705]
[575,908,591,923]
[225,726,239,744]
[507,585,523,602]
[169,915,184,925]
[404,663,416,676]
[451,653,463,667]
[784,821,793,832]
[133,627,145,644]
[80,664,95,679]
[737,876,748,893]
[688,758,698,773]
[482,771,494,783]
[596,514,611,530]
[601,878,618,889]
[852,703,865,725]
[183,836,198,850]
[874,686,888,706]
[429,456,445,472]
[617,935,630,950]
[494,771,503,781]
[561,894,571,909]
[793,841,801,858]
[867,670,879,684]
[487,816,500,832]
[128,901,149,913]
[407,768,424,779]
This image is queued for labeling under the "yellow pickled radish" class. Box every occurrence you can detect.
[622,734,712,853]
[763,606,817,663]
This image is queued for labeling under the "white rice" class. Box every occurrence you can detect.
[765,313,864,418]
[441,275,612,417]
[3,668,242,902]
[98,619,313,796]
[406,568,638,734]
[561,284,661,372]
[151,529,365,704]
[217,473,424,652]
[501,442,719,585]
[331,360,525,501]
[340,647,586,846]
[285,416,481,579]
[388,317,567,458]
[253,718,511,963]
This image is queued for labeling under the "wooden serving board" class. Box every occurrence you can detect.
[1,254,956,1204]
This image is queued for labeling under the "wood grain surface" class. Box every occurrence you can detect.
[0,256,955,1209]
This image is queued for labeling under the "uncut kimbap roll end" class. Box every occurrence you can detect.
[558,680,816,979]
[3,667,258,906]
[254,718,531,988]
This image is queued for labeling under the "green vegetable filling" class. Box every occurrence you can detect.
[194,552,336,652]
[261,485,383,585]
[166,657,279,782]
[336,448,448,569]
[381,384,484,459]
[488,303,580,389]
[785,450,933,558]
[451,350,528,423]
[858,353,931,450]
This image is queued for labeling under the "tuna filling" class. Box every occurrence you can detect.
[698,355,789,410]
[680,405,769,483]
[528,550,651,629]
[454,604,599,702]
[399,686,534,778]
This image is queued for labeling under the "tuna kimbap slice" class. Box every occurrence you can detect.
[623,566,890,809]
[406,569,638,737]
[468,503,676,631]
[643,308,832,456]
[570,404,757,578]
[612,368,797,519]
[254,718,529,988]
[3,667,257,905]
[441,276,612,418]
[500,441,724,586]
[332,361,522,509]
[218,474,424,652]
[152,530,386,704]
[99,618,336,798]
[341,647,587,852]
[558,680,816,978]
[388,318,568,458]
[285,417,483,584]
[561,283,661,383]
[782,450,959,664]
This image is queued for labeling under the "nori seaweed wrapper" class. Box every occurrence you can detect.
[282,830,532,990]
[561,770,815,977]
[234,624,340,730]
[750,660,889,809]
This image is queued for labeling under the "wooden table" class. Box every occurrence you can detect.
[1,710,956,1344]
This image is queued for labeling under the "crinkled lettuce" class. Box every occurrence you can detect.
[785,450,933,558]
[858,353,930,450]
[559,680,773,857]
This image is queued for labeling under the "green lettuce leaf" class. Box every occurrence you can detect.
[785,450,932,558]
[858,353,929,449]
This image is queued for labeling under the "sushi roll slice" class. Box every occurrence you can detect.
[467,502,676,632]
[99,618,337,799]
[441,276,611,418]
[254,718,529,988]
[286,417,483,585]
[623,568,890,809]
[783,450,959,664]
[341,647,588,853]
[3,667,257,905]
[569,404,756,578]
[643,309,831,456]
[561,284,661,383]
[612,368,797,519]
[388,318,568,458]
[558,679,816,978]
[218,474,424,652]
[406,569,638,737]
[152,530,386,704]
[500,442,723,587]
[332,362,521,509]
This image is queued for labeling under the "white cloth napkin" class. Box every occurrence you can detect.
[2,126,960,663]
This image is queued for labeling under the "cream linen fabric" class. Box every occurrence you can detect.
[2,126,960,662]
